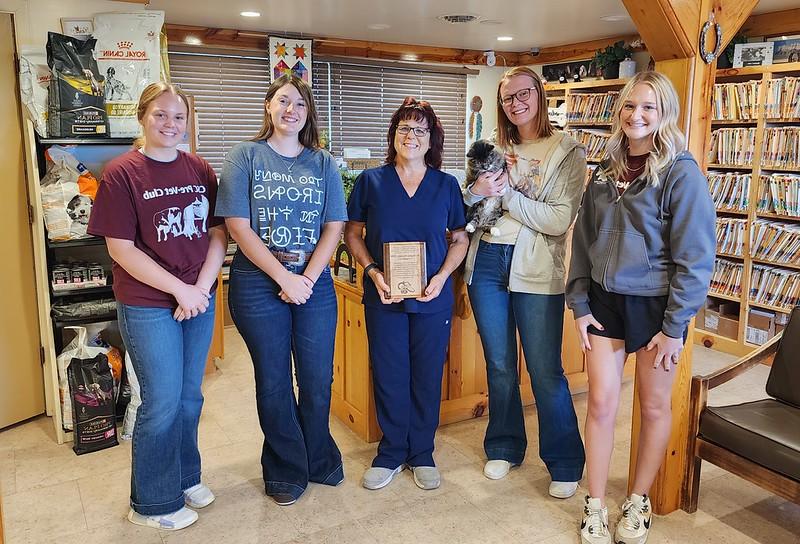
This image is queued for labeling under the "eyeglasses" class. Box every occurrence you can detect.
[397,125,430,137]
[500,87,537,106]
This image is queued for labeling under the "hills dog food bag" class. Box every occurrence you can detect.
[93,11,165,138]
[46,32,108,137]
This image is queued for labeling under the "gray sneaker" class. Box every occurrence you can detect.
[362,465,404,490]
[412,466,440,490]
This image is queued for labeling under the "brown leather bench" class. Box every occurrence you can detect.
[683,306,800,512]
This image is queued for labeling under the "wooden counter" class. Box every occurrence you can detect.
[330,265,634,442]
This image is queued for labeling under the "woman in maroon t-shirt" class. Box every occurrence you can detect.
[88,82,227,531]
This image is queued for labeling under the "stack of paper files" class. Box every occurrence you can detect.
[712,81,760,121]
[709,128,756,166]
[567,92,619,124]
[749,264,800,310]
[750,219,800,265]
[716,217,747,256]
[707,171,750,212]
[761,127,800,169]
[757,173,800,217]
[709,258,744,298]
[765,77,800,120]
[566,129,610,161]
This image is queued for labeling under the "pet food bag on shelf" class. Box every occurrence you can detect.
[40,145,99,241]
[93,11,165,138]
[120,351,140,441]
[56,326,110,431]
[68,346,119,455]
[18,47,52,137]
[46,32,108,137]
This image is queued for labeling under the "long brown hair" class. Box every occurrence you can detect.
[495,66,553,147]
[134,82,190,149]
[253,74,320,149]
[385,97,445,169]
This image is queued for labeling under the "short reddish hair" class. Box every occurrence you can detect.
[385,97,445,169]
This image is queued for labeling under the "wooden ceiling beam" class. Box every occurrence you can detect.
[740,8,800,38]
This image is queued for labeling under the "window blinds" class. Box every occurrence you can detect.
[168,51,467,173]
[315,60,467,170]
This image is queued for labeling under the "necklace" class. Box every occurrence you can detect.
[267,140,303,173]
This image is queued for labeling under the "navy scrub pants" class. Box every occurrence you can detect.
[364,305,452,469]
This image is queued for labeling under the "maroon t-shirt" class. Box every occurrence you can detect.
[88,150,223,308]
[618,153,649,195]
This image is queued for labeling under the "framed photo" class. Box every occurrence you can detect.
[732,42,774,68]
[60,18,93,40]
[769,37,800,64]
[541,59,598,83]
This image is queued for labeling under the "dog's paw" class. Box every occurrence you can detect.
[465,223,476,233]
[489,227,501,236]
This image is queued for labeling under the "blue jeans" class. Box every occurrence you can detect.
[468,241,585,481]
[228,253,343,501]
[117,295,216,516]
[364,306,452,468]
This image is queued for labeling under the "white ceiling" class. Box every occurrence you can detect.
[148,0,800,52]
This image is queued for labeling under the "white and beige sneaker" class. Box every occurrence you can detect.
[127,506,198,531]
[184,483,215,508]
[614,493,652,544]
[580,496,611,544]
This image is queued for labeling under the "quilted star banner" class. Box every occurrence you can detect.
[269,36,313,86]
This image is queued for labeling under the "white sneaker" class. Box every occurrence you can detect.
[549,480,579,499]
[184,483,215,508]
[580,496,611,544]
[127,506,198,530]
[483,460,514,480]
[362,465,404,490]
[615,493,652,544]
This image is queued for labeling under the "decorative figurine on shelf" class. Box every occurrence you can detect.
[573,73,582,83]
[559,74,568,84]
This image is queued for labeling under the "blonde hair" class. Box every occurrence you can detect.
[496,66,554,147]
[134,82,190,149]
[253,74,320,149]
[602,71,685,187]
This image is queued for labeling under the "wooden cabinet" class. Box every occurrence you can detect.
[331,269,631,442]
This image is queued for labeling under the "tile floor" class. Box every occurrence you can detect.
[1,332,798,544]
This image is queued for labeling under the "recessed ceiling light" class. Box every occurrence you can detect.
[368,23,390,30]
[401,53,419,61]
[480,19,503,26]
[497,36,513,42]
[184,36,202,45]
[240,11,261,17]
[600,14,629,22]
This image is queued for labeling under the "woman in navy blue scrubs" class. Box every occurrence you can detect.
[344,97,468,491]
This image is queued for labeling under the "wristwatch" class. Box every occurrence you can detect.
[364,263,379,277]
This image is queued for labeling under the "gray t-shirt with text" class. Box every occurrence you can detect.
[217,140,347,251]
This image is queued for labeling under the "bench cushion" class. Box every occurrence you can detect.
[700,398,800,481]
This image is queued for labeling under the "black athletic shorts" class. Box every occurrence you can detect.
[586,281,687,354]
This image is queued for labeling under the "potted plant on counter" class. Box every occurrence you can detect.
[593,40,633,79]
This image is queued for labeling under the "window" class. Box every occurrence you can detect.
[168,51,270,174]
[169,50,467,173]
[314,60,467,170]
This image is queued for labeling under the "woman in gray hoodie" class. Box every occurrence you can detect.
[566,71,715,544]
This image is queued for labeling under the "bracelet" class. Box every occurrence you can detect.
[301,273,316,285]
[363,263,379,277]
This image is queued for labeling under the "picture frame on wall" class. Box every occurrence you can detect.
[768,36,800,64]
[732,42,775,68]
[541,59,598,83]
[60,18,93,40]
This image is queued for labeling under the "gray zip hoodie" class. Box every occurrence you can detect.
[566,151,716,338]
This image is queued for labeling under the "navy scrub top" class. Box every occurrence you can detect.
[347,164,467,314]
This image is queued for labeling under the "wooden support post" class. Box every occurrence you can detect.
[621,0,757,515]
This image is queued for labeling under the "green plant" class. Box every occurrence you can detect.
[339,168,358,201]
[593,40,633,70]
